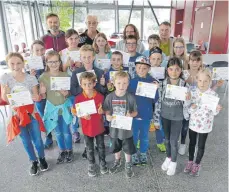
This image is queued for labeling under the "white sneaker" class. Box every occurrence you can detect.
[167,162,177,176]
[161,157,171,171]
[178,144,186,155]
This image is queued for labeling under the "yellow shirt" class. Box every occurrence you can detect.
[160,41,170,56]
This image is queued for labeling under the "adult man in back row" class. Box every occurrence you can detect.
[159,21,173,56]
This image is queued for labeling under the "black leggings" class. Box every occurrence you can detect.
[189,129,208,164]
[181,119,189,144]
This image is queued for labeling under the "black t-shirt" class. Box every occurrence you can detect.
[78,30,99,47]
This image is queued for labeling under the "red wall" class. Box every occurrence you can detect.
[209,1,228,53]
[174,10,184,37]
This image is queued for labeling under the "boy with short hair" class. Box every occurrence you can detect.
[70,44,107,159]
[103,71,138,178]
[72,72,108,177]
[125,35,142,79]
[128,56,159,165]
[143,34,167,67]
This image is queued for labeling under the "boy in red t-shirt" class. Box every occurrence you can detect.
[72,71,108,177]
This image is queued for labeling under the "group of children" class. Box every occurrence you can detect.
[0,29,223,179]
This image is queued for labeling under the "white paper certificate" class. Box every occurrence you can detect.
[68,51,80,62]
[165,84,188,101]
[50,77,71,90]
[118,51,130,66]
[96,59,111,70]
[136,81,157,99]
[7,91,33,107]
[75,100,97,117]
[109,70,128,82]
[200,93,219,112]
[76,70,97,85]
[149,67,165,79]
[212,67,228,80]
[111,115,133,130]
[27,56,44,70]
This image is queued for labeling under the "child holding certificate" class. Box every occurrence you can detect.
[60,29,81,143]
[183,68,222,176]
[39,50,74,164]
[103,71,138,178]
[72,72,108,177]
[128,56,159,165]
[92,33,112,72]
[0,52,48,176]
[70,44,107,159]
[60,29,81,76]
[154,57,190,176]
[172,37,188,70]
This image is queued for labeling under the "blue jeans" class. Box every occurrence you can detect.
[132,119,151,153]
[19,116,45,161]
[69,96,79,133]
[155,119,165,144]
[35,99,46,118]
[54,115,72,150]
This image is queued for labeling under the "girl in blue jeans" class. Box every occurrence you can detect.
[39,51,73,164]
[0,52,48,176]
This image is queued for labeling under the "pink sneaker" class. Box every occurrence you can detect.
[184,161,193,173]
[190,163,201,177]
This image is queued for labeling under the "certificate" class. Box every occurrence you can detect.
[68,51,80,62]
[165,84,188,101]
[7,91,33,107]
[212,67,228,80]
[136,81,157,99]
[50,77,71,90]
[75,99,97,117]
[200,93,219,112]
[117,51,130,66]
[76,70,97,85]
[109,70,128,82]
[96,59,111,70]
[111,115,133,130]
[25,56,44,71]
[149,67,165,80]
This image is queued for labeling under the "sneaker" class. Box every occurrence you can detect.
[190,163,201,177]
[88,163,97,177]
[157,143,166,152]
[178,144,186,155]
[161,157,171,171]
[82,148,87,160]
[125,162,134,178]
[73,132,81,143]
[184,161,193,173]
[57,151,66,164]
[100,162,109,174]
[132,153,140,166]
[167,161,177,176]
[66,150,74,163]
[109,159,121,174]
[136,140,140,149]
[139,153,148,165]
[44,136,53,149]
[39,157,49,172]
[30,161,39,176]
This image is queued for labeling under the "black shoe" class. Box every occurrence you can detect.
[88,163,97,177]
[57,151,66,164]
[82,148,87,160]
[30,161,39,176]
[39,157,49,171]
[100,162,109,174]
[109,159,121,174]
[125,162,134,178]
[66,150,74,163]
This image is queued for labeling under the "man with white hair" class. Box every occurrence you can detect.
[78,15,99,47]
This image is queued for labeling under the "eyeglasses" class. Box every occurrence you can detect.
[174,46,184,49]
[47,60,60,65]
[126,43,137,46]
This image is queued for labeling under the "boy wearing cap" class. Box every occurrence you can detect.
[128,56,159,165]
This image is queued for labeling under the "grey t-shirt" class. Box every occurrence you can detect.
[0,73,38,94]
[103,92,137,140]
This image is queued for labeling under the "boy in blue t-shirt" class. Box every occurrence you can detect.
[128,56,159,165]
